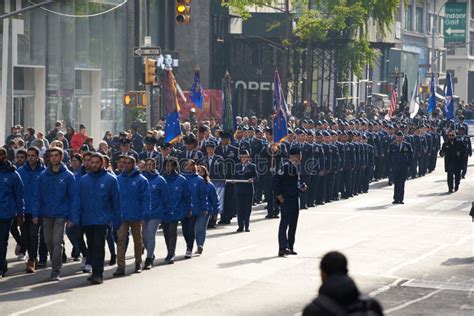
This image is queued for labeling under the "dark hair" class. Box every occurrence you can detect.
[198,165,210,182]
[27,147,40,156]
[91,152,104,163]
[72,153,83,163]
[0,148,6,155]
[320,251,348,276]
[82,151,93,159]
[165,157,179,172]
[16,149,27,157]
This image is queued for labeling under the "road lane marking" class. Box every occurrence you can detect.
[9,299,65,316]
[217,245,256,257]
[385,289,442,314]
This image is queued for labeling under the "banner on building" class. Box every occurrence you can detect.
[178,89,223,122]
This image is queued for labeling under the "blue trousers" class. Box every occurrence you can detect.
[278,199,299,251]
[195,214,210,247]
[237,194,252,230]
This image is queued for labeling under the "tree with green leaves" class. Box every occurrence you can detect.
[223,0,403,94]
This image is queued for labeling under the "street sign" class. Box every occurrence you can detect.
[390,72,404,78]
[444,3,467,47]
[134,46,161,57]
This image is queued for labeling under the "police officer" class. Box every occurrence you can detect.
[387,131,413,204]
[440,130,466,193]
[234,150,257,232]
[273,147,307,257]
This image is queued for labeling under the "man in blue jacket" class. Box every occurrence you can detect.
[34,147,76,281]
[142,158,170,269]
[74,153,121,284]
[0,148,25,278]
[114,156,150,276]
[18,147,46,273]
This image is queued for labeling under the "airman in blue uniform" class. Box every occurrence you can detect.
[387,131,413,204]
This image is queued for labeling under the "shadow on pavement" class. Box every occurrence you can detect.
[441,257,474,266]
[418,192,451,197]
[217,256,279,269]
[356,204,393,211]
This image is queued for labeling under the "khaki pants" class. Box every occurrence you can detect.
[117,221,143,270]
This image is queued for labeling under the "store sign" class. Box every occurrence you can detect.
[230,65,275,91]
[444,3,467,47]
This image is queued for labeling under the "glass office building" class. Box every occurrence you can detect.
[1,0,127,142]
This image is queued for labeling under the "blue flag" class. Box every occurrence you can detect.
[427,73,436,113]
[164,70,182,143]
[190,68,203,110]
[443,73,454,119]
[212,179,226,214]
[222,71,235,133]
[273,71,288,143]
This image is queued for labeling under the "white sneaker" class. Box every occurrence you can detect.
[83,264,92,273]
[81,257,86,269]
[185,250,192,259]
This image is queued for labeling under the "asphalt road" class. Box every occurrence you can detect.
[1,157,473,316]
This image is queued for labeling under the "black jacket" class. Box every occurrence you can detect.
[440,139,466,172]
[302,275,383,316]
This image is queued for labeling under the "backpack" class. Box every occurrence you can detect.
[314,294,383,316]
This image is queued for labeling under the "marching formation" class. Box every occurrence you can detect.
[0,115,471,285]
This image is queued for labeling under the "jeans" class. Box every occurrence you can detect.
[42,217,66,272]
[83,225,107,278]
[106,225,116,258]
[162,221,178,257]
[195,214,210,247]
[66,224,89,261]
[0,219,13,274]
[22,214,40,262]
[182,215,198,251]
[142,219,161,259]
[117,221,142,270]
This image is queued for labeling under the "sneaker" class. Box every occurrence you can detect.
[17,253,26,261]
[184,250,192,259]
[81,257,87,269]
[109,255,116,266]
[26,259,36,273]
[195,246,203,255]
[83,264,92,273]
[113,269,125,277]
[135,263,142,273]
[144,258,152,270]
[164,255,175,264]
[50,271,61,281]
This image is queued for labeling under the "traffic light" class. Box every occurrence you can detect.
[176,0,191,24]
[124,91,147,109]
[144,58,157,85]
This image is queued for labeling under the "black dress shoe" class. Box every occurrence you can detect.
[278,250,286,257]
[273,215,280,219]
[286,249,297,255]
[236,228,243,233]
[245,228,250,232]
[398,201,404,204]
[448,189,453,193]
[90,276,103,284]
[109,255,116,266]
[265,215,273,219]
[392,201,398,204]
[454,186,459,192]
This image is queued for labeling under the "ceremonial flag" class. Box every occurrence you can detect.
[443,73,454,119]
[386,78,398,119]
[164,69,182,143]
[273,70,288,143]
[400,75,408,113]
[222,71,235,132]
[409,79,420,119]
[427,73,436,113]
[190,67,204,110]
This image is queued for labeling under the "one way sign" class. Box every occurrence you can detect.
[134,46,161,57]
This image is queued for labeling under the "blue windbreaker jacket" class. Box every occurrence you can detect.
[143,171,170,220]
[162,172,191,223]
[182,172,209,216]
[117,168,150,222]
[0,161,25,219]
[18,162,45,215]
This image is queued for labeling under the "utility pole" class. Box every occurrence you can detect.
[304,0,313,112]
[281,0,291,94]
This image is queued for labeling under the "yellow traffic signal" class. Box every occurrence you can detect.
[124,91,148,108]
[176,0,191,24]
[145,58,157,85]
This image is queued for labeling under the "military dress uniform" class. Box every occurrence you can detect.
[273,149,305,256]
[234,159,258,231]
[457,133,472,178]
[387,134,413,204]
[440,137,466,192]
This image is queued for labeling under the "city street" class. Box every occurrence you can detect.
[0,158,472,316]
